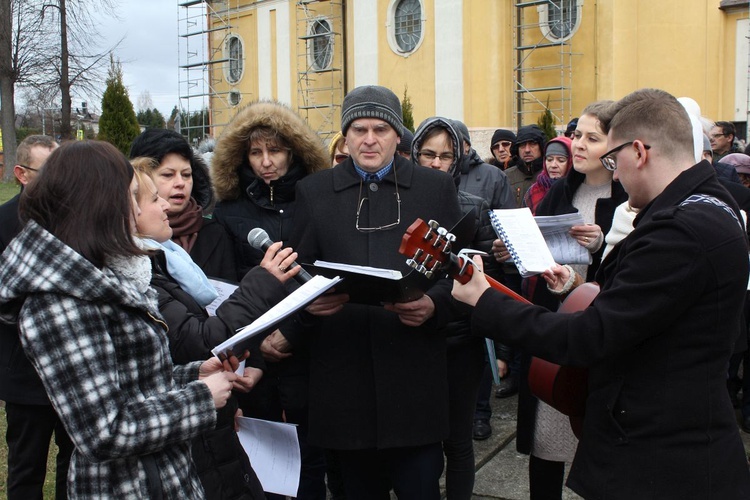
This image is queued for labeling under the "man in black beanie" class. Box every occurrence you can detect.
[279,85,463,499]
[488,128,517,169]
[504,124,546,207]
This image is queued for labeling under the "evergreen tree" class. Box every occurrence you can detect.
[98,55,141,154]
[537,98,557,141]
[402,86,415,133]
[136,108,166,129]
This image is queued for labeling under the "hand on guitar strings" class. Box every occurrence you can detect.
[451,255,491,307]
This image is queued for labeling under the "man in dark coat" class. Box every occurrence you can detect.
[0,135,74,499]
[273,86,462,499]
[453,88,750,499]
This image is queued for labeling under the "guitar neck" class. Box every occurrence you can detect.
[450,254,531,304]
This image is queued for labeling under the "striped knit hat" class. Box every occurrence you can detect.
[341,85,403,137]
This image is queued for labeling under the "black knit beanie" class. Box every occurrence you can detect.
[491,129,517,148]
[341,85,403,137]
[397,129,414,153]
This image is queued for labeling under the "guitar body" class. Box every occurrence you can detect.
[528,282,600,438]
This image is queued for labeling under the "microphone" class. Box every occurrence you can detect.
[247,228,312,284]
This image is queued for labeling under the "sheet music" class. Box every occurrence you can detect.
[211,274,342,357]
[489,208,556,277]
[534,213,592,265]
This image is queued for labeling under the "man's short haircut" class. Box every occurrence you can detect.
[16,135,57,167]
[715,121,736,140]
[606,88,694,161]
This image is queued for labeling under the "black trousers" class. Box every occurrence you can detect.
[443,336,485,500]
[333,443,444,500]
[5,402,74,500]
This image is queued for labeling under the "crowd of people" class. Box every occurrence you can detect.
[1,84,750,500]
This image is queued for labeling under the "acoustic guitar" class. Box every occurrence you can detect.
[399,218,596,437]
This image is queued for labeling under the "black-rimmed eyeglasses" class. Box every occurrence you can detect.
[600,141,651,171]
[18,164,39,172]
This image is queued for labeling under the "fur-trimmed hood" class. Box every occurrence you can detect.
[212,100,329,201]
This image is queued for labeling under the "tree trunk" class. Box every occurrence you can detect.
[0,0,18,180]
[59,0,71,140]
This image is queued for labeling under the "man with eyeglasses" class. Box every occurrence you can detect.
[454,88,750,499]
[0,135,74,500]
[280,85,462,499]
[710,120,740,164]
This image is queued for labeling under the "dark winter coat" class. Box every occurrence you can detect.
[212,100,329,279]
[285,155,463,450]
[149,253,288,500]
[457,149,514,209]
[0,193,51,405]
[472,161,750,499]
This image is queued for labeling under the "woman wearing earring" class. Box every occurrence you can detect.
[0,140,238,498]
[519,102,628,500]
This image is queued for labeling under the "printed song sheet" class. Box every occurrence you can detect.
[489,208,556,277]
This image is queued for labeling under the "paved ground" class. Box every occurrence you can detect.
[446,385,750,500]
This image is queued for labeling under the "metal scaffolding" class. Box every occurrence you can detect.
[177,0,241,144]
[295,0,345,141]
[513,0,576,128]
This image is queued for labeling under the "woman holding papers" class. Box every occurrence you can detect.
[516,101,628,500]
[0,141,239,498]
[211,99,331,500]
[131,160,300,499]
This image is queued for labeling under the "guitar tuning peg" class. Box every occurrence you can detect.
[406,258,419,270]
[428,220,439,229]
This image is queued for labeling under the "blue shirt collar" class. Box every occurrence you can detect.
[353,161,393,181]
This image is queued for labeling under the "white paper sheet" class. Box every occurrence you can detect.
[205,279,239,317]
[211,274,342,358]
[489,208,556,277]
[236,417,301,497]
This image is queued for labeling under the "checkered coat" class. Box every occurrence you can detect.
[0,220,217,499]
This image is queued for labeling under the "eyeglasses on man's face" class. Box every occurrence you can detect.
[709,133,727,140]
[417,151,455,164]
[18,164,39,172]
[599,141,651,171]
[491,141,513,151]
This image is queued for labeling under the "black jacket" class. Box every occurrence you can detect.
[473,161,750,499]
[0,194,51,404]
[150,253,289,500]
[286,155,463,450]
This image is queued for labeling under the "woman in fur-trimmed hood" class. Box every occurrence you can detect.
[212,100,329,278]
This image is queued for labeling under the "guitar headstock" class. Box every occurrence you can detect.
[398,219,456,279]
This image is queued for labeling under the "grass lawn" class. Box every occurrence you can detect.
[0,403,59,498]
[0,182,20,205]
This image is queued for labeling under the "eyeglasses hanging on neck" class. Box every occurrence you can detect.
[355,167,401,232]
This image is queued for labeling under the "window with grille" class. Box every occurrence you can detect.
[226,35,243,84]
[310,19,333,71]
[394,0,422,53]
[540,0,582,42]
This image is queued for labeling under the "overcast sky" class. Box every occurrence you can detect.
[94,1,180,117]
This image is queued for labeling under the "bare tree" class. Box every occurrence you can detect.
[39,0,119,140]
[0,0,50,180]
[137,90,154,113]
